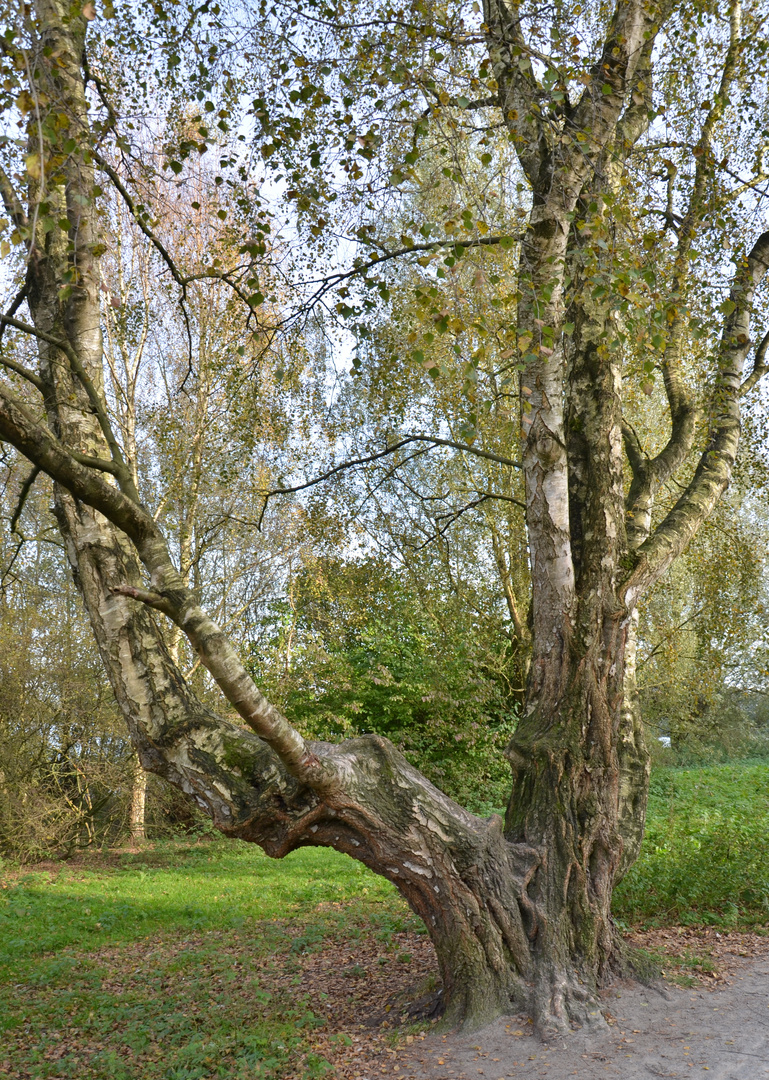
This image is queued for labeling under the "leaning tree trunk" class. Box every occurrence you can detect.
[2,0,769,1038]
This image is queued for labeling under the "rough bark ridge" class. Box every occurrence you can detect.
[1,0,768,1036]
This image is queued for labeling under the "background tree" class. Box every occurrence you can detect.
[0,459,130,857]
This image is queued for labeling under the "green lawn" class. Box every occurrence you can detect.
[614,759,769,926]
[2,760,769,1077]
[0,841,395,968]
[0,842,406,1079]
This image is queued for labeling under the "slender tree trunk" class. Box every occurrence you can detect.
[130,755,147,845]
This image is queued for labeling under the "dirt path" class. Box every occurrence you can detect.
[397,956,769,1079]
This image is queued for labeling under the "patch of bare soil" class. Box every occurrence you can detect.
[276,925,769,1079]
[384,933,769,1080]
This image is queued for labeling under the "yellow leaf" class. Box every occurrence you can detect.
[16,90,35,115]
[25,153,41,180]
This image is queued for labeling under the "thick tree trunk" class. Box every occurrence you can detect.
[503,593,633,1028]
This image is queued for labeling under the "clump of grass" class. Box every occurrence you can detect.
[622,945,664,984]
[613,760,769,927]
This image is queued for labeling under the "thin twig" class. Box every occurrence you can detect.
[9,464,40,533]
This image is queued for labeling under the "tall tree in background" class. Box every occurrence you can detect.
[1,0,769,1034]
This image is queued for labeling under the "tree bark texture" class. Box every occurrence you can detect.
[1,0,768,1036]
[130,755,147,845]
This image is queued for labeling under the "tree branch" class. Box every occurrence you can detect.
[0,311,137,497]
[9,464,40,534]
[740,328,769,396]
[0,283,30,349]
[70,450,122,475]
[621,419,646,477]
[0,287,44,391]
[299,233,525,314]
[257,435,522,526]
[483,0,548,184]
[110,583,175,617]
[0,378,340,795]
[0,351,45,392]
[623,230,769,605]
[89,149,198,358]
[621,0,744,548]
[0,165,28,231]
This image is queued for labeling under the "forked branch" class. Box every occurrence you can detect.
[623,230,769,605]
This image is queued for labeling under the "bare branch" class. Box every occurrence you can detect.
[9,464,40,534]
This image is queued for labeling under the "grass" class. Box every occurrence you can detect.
[0,841,411,1079]
[0,841,395,967]
[2,759,769,1077]
[613,759,769,927]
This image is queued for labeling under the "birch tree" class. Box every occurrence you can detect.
[1,0,769,1035]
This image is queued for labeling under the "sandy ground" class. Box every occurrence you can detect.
[396,956,769,1079]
